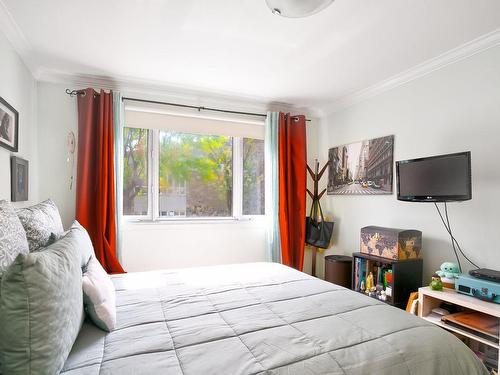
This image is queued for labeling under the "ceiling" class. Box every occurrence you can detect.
[2,0,500,114]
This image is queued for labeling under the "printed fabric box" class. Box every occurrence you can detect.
[360,226,422,260]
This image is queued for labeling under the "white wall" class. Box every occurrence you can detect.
[122,221,267,272]
[36,80,319,271]
[303,117,319,275]
[30,43,500,280]
[37,82,77,227]
[317,45,500,282]
[0,31,37,206]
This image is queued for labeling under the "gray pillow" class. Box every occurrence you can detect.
[0,200,29,278]
[0,227,84,375]
[69,220,94,269]
[16,199,64,252]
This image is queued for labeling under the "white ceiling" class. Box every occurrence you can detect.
[2,0,500,114]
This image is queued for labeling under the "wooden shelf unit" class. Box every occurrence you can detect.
[352,252,423,309]
[419,286,500,373]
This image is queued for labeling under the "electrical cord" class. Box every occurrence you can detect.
[444,202,462,272]
[434,202,479,272]
[434,202,462,272]
[444,202,480,269]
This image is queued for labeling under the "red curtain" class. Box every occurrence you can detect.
[278,113,307,271]
[76,88,125,274]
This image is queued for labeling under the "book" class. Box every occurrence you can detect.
[442,311,499,343]
[360,259,367,289]
[354,258,359,290]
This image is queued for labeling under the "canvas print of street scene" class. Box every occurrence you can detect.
[327,135,394,195]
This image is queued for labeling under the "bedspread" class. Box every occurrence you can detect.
[61,262,487,375]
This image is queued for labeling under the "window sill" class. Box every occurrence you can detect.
[122,216,265,227]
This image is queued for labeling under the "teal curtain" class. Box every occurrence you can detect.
[113,92,124,264]
[265,112,281,263]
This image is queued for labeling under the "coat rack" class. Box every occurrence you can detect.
[306,159,329,277]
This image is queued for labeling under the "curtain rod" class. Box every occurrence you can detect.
[66,89,89,97]
[122,97,311,122]
[65,89,311,122]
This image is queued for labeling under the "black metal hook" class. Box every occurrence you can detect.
[65,89,86,97]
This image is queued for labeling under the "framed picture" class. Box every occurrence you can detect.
[0,97,19,152]
[11,156,29,202]
[327,135,394,195]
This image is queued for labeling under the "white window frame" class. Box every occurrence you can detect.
[121,129,154,221]
[124,129,265,223]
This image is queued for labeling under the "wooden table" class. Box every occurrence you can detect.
[419,286,500,373]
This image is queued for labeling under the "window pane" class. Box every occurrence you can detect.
[123,128,149,215]
[243,138,265,215]
[159,131,233,217]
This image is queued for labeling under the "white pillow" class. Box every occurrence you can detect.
[82,256,116,332]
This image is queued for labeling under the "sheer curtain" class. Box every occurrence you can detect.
[265,112,281,262]
[113,92,124,264]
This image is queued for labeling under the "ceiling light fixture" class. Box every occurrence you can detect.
[266,0,334,18]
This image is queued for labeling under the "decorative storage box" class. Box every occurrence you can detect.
[360,226,422,260]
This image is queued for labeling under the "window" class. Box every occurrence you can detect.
[123,128,149,216]
[242,138,265,215]
[122,107,265,220]
[158,131,233,218]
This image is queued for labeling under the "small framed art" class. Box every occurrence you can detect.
[0,97,19,152]
[11,156,29,202]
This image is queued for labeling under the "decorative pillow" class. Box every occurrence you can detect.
[0,200,29,277]
[0,228,84,375]
[16,199,65,252]
[83,256,117,332]
[70,221,94,268]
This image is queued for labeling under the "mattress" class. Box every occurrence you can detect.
[61,262,488,375]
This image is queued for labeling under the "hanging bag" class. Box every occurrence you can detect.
[305,199,334,249]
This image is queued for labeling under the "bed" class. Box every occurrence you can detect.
[61,262,488,375]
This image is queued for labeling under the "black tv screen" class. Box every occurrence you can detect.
[396,151,471,202]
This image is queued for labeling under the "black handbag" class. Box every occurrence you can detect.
[305,199,334,249]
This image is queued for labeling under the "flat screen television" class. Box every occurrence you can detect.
[396,151,471,202]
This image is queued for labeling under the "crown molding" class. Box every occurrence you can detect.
[3,0,498,119]
[323,27,500,115]
[37,68,322,118]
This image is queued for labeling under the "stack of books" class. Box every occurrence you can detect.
[441,311,499,344]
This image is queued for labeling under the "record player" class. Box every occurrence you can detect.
[455,274,500,304]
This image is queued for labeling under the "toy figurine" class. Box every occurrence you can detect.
[379,290,387,301]
[360,281,366,292]
[385,286,392,297]
[430,274,443,291]
[436,262,460,288]
[384,269,393,288]
[365,272,374,294]
[436,262,460,279]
